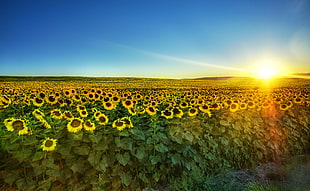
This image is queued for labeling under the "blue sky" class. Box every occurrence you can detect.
[1,0,310,78]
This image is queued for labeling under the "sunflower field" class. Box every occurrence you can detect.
[0,77,310,191]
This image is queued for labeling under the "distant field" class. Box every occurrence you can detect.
[1,76,309,190]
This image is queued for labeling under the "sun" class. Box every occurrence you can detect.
[257,66,275,79]
[251,60,279,79]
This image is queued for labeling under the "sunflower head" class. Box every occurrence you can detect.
[172,107,183,118]
[51,109,63,119]
[32,109,45,119]
[122,99,134,109]
[188,107,198,116]
[229,103,239,112]
[103,101,115,110]
[79,110,88,118]
[96,113,109,125]
[6,119,29,135]
[84,120,96,132]
[41,138,57,151]
[63,111,74,120]
[239,103,247,110]
[112,119,126,131]
[33,97,44,107]
[67,118,84,133]
[121,117,134,128]
[146,106,157,116]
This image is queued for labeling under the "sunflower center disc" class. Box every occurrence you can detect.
[45,140,54,147]
[71,119,81,127]
[13,121,24,130]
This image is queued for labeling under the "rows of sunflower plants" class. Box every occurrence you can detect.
[0,78,310,190]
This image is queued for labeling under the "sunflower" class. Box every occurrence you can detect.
[72,94,81,102]
[87,93,95,100]
[112,96,120,103]
[210,103,221,110]
[79,110,88,118]
[161,109,173,119]
[46,95,58,105]
[112,119,126,131]
[4,118,14,132]
[64,90,71,97]
[294,97,302,104]
[128,107,137,115]
[6,119,29,135]
[94,111,102,119]
[32,109,45,120]
[103,101,115,110]
[91,108,98,113]
[83,120,96,132]
[122,99,134,109]
[279,104,289,111]
[239,103,247,110]
[77,105,86,112]
[287,101,293,108]
[261,102,271,109]
[229,103,239,112]
[63,111,74,120]
[32,97,44,107]
[136,106,145,114]
[42,119,52,129]
[51,109,63,119]
[247,101,255,109]
[67,118,84,133]
[172,107,183,118]
[199,104,210,113]
[41,138,57,151]
[145,106,157,116]
[37,92,46,99]
[121,117,133,128]
[96,113,109,125]
[274,97,282,104]
[188,107,198,116]
[179,101,188,109]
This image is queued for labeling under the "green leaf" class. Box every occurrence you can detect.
[23,136,38,145]
[183,131,194,142]
[99,155,109,171]
[132,146,145,160]
[87,151,101,169]
[73,145,89,155]
[149,155,161,165]
[115,137,132,151]
[116,152,130,166]
[12,149,32,162]
[132,129,145,140]
[3,172,17,185]
[121,172,132,187]
[119,129,130,136]
[170,154,181,165]
[68,131,83,141]
[152,172,160,182]
[42,158,54,168]
[220,137,229,146]
[88,134,102,144]
[57,143,72,156]
[138,172,149,183]
[154,143,168,153]
[33,165,45,176]
[32,151,45,162]
[71,162,86,173]
[46,168,60,177]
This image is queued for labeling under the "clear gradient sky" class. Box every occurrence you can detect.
[1,0,310,78]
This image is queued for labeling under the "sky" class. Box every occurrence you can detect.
[1,0,310,78]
